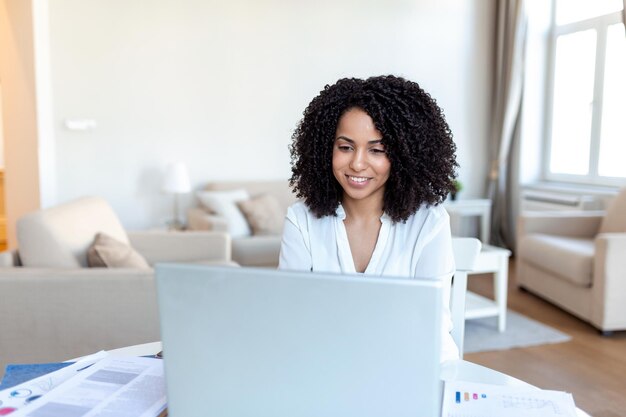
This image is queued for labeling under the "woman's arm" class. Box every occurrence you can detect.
[414,213,455,279]
[278,207,313,271]
[414,209,458,362]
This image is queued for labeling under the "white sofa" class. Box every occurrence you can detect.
[0,197,232,376]
[187,180,297,267]
[516,188,626,333]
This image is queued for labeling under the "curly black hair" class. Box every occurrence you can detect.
[289,75,458,223]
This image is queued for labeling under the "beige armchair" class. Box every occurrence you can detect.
[0,197,232,376]
[516,188,626,333]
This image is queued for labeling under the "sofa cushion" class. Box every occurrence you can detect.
[599,187,626,233]
[197,189,251,237]
[205,181,297,214]
[237,194,284,236]
[87,233,150,269]
[17,197,129,268]
[518,234,594,287]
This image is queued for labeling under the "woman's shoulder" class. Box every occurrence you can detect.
[286,201,317,224]
[287,200,311,217]
[390,204,451,248]
[287,201,338,225]
[425,203,449,219]
[285,201,337,235]
[399,203,449,229]
[408,203,448,221]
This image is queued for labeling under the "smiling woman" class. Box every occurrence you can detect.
[288,76,457,222]
[279,75,460,363]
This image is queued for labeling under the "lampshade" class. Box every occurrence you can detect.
[162,163,191,194]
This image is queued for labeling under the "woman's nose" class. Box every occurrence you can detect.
[350,149,367,171]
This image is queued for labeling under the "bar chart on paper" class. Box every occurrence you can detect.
[442,380,578,417]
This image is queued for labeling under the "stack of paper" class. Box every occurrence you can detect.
[0,353,166,417]
[442,380,578,417]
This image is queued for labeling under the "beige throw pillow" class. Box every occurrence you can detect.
[87,232,151,269]
[196,189,252,237]
[237,194,284,236]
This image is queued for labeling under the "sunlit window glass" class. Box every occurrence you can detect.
[556,0,623,25]
[549,30,596,175]
[598,23,626,178]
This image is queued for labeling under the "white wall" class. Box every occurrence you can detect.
[44,0,494,229]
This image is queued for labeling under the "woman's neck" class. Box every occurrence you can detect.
[341,196,384,222]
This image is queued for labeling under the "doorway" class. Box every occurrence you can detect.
[0,82,7,251]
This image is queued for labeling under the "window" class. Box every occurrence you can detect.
[544,0,626,185]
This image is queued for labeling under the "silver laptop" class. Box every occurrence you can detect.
[156,264,443,417]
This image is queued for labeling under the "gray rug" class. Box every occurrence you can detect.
[464,310,571,354]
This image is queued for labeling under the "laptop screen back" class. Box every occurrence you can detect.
[156,264,442,417]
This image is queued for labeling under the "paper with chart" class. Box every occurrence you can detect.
[0,351,108,414]
[442,380,578,417]
[7,356,166,417]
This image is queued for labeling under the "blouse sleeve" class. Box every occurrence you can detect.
[278,206,313,271]
[414,209,459,362]
[414,211,455,279]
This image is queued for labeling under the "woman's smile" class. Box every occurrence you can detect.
[347,175,372,185]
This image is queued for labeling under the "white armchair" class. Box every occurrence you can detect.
[516,188,626,333]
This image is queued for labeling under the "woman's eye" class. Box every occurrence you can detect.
[338,145,352,151]
[371,148,386,154]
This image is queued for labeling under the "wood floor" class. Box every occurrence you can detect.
[465,259,626,417]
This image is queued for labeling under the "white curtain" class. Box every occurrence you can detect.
[487,0,528,250]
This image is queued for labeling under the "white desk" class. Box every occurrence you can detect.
[107,341,163,357]
[444,199,492,244]
[441,360,590,417]
[107,342,590,417]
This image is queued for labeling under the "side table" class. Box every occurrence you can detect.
[465,244,512,332]
[444,199,492,244]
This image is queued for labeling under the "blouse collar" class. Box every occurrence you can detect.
[335,204,392,224]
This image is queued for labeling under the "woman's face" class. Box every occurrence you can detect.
[332,108,391,206]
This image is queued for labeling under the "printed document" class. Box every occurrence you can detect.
[8,356,166,417]
[442,380,578,417]
[0,351,108,413]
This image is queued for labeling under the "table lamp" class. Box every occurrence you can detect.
[162,162,191,230]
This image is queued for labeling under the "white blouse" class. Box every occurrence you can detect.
[278,201,459,363]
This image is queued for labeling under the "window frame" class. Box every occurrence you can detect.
[542,3,625,187]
